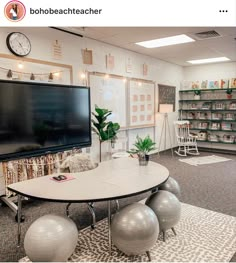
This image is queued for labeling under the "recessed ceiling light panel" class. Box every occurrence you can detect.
[136,34,195,48]
[187,57,230,64]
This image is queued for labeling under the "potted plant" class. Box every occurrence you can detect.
[92,105,120,162]
[193,90,201,100]
[226,88,233,99]
[128,135,156,166]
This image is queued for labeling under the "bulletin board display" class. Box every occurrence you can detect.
[129,80,155,127]
[158,84,176,112]
[89,74,127,128]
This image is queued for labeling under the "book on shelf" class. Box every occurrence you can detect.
[201,102,211,110]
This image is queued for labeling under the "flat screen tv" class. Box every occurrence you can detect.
[0,80,91,161]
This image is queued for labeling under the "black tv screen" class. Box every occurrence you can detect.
[0,80,91,161]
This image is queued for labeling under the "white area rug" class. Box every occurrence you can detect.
[179,155,232,166]
[21,203,236,262]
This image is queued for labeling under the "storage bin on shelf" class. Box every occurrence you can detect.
[221,122,233,131]
[201,102,211,110]
[211,112,222,120]
[198,112,209,120]
[198,122,208,129]
[187,112,196,119]
[222,134,235,144]
[212,102,225,110]
[188,103,198,109]
[224,113,235,120]
[208,133,220,142]
[209,122,220,130]
[229,102,236,110]
[197,130,208,141]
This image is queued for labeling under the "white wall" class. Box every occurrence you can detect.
[183,62,236,81]
[0,27,183,161]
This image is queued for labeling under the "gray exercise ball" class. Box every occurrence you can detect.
[159,176,181,198]
[111,202,159,256]
[24,214,78,262]
[145,190,181,232]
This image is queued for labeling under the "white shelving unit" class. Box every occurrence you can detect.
[179,88,236,153]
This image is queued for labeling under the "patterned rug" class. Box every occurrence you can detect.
[179,155,232,166]
[20,203,236,262]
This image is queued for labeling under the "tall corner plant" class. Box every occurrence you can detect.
[92,105,120,162]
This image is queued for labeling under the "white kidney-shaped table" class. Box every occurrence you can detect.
[8,157,169,253]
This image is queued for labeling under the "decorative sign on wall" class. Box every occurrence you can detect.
[143,63,148,76]
[106,54,115,70]
[126,58,132,73]
[52,40,62,60]
[158,84,176,112]
[83,49,93,65]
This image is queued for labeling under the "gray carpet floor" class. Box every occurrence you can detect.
[0,151,236,262]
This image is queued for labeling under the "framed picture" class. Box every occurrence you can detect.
[220,79,229,89]
[83,49,93,65]
[191,81,200,89]
[201,80,208,89]
[106,54,115,69]
[230,78,236,88]
[208,80,219,89]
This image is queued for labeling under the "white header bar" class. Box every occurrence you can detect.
[1,0,236,26]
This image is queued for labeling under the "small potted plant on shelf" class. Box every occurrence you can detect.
[128,135,156,166]
[226,88,233,99]
[193,90,201,100]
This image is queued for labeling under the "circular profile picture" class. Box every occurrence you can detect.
[4,0,26,22]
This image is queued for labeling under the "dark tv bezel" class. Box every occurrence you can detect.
[0,79,91,161]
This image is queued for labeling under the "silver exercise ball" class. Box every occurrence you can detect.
[145,190,181,232]
[111,202,159,256]
[159,176,181,198]
[24,214,78,262]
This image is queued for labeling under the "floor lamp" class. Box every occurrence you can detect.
[158,104,174,156]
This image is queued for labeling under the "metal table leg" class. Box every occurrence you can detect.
[66,203,71,217]
[17,194,22,247]
[107,200,112,254]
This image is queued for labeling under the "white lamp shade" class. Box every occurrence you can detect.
[159,104,173,113]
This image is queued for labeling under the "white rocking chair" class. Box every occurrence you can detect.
[174,120,199,157]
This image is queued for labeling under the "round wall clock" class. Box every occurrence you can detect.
[6,32,31,57]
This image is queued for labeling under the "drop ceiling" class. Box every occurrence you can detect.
[62,27,236,66]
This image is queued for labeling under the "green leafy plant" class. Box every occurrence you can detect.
[194,90,201,96]
[226,88,233,95]
[92,105,120,161]
[128,135,156,156]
